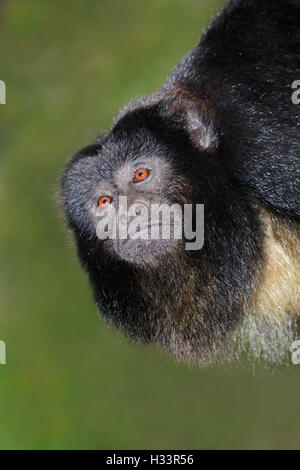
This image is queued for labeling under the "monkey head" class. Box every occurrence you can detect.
[61,95,263,365]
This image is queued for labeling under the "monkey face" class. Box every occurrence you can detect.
[92,154,188,267]
[61,109,193,268]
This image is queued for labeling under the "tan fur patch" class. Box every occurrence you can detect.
[228,206,300,365]
[255,208,300,321]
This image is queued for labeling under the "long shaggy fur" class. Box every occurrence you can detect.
[61,0,300,366]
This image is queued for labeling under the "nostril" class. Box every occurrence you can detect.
[134,202,148,217]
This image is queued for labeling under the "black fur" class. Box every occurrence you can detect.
[61,0,300,364]
[167,0,300,220]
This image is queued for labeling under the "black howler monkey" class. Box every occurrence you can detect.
[61,0,300,366]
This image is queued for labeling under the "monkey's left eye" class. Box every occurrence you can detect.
[98,195,112,209]
[133,168,151,183]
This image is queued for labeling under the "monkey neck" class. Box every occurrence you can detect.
[137,254,197,316]
[136,256,208,363]
[134,253,238,365]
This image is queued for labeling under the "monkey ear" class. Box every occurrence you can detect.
[183,102,219,151]
[163,88,219,151]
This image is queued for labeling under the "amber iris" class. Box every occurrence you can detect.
[98,195,112,208]
[133,168,151,182]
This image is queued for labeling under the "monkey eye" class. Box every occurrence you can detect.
[98,195,112,209]
[133,168,151,183]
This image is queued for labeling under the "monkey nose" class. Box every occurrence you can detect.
[134,203,147,216]
[119,201,149,225]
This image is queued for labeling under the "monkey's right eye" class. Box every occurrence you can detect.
[98,196,112,209]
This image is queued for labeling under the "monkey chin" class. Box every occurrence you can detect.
[111,236,184,268]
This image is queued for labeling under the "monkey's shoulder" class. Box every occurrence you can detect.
[167,0,300,221]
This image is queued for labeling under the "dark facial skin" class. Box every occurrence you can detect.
[92,154,186,267]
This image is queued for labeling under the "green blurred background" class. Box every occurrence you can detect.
[1,0,300,450]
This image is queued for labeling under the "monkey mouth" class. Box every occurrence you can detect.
[127,221,180,242]
[128,222,162,240]
[113,222,182,265]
